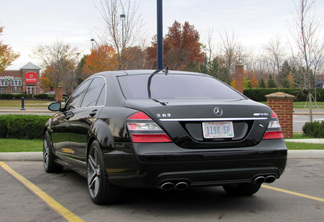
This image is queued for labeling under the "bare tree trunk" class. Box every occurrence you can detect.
[308,90,313,122]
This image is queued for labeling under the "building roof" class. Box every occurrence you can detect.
[20,62,40,70]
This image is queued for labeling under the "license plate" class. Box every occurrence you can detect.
[202,122,234,139]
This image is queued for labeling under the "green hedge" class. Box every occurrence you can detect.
[0,115,52,139]
[0,93,54,100]
[243,88,324,102]
[303,121,324,138]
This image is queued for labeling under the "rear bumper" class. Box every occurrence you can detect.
[103,139,287,188]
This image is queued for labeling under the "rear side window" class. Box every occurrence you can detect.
[118,74,244,100]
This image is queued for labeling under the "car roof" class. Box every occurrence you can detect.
[91,70,208,78]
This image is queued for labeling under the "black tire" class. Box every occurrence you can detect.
[87,140,123,205]
[43,131,63,173]
[223,183,261,196]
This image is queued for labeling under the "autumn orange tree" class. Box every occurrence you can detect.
[146,21,204,71]
[0,27,19,73]
[81,44,119,80]
[123,46,148,69]
[33,40,78,95]
[250,75,259,88]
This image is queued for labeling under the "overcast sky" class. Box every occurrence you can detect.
[1,0,324,69]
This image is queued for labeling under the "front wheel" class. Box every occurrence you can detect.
[87,140,123,205]
[223,183,261,196]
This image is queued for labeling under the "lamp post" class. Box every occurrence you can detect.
[90,38,95,50]
[120,13,125,70]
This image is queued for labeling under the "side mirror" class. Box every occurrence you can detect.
[48,102,62,112]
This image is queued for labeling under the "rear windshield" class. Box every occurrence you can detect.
[118,74,245,100]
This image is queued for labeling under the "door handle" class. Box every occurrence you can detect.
[65,111,74,120]
[89,109,98,117]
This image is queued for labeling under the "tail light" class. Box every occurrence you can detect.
[263,111,284,139]
[127,112,172,143]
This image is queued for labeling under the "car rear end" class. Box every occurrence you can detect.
[115,71,287,190]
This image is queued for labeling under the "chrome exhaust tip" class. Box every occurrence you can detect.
[265,175,276,183]
[254,176,266,184]
[160,182,174,191]
[175,182,188,191]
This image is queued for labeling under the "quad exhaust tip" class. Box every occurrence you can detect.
[265,175,276,183]
[160,181,189,191]
[254,175,276,184]
[160,182,174,191]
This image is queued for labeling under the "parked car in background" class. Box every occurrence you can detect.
[43,70,287,205]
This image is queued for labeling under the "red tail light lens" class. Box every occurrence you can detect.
[263,111,284,140]
[127,111,172,143]
[263,131,284,139]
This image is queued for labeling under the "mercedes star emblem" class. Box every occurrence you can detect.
[213,107,223,116]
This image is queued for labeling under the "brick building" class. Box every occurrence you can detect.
[0,62,41,94]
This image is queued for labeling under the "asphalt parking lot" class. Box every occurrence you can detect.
[1,159,323,222]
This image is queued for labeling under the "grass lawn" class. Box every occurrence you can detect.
[258,101,324,109]
[293,101,324,109]
[0,139,43,152]
[285,142,324,150]
[0,100,51,108]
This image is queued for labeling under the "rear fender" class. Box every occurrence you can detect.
[89,119,115,152]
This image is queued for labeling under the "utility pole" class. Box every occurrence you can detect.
[157,0,163,71]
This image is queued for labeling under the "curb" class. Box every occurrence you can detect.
[1,151,324,161]
[0,152,43,161]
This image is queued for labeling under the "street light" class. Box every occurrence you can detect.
[90,38,95,49]
[203,48,208,74]
[120,14,126,70]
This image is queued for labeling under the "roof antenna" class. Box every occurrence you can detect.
[163,67,168,75]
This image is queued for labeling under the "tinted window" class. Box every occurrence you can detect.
[118,74,244,100]
[66,79,91,110]
[96,86,106,106]
[81,77,105,107]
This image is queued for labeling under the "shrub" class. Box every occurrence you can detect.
[0,94,14,99]
[243,88,324,102]
[302,121,324,138]
[34,93,49,99]
[0,115,52,139]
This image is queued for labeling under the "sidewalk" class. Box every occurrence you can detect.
[293,108,324,115]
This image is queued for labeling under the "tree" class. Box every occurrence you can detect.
[81,44,118,80]
[267,74,277,88]
[93,0,145,68]
[33,40,78,94]
[0,27,20,73]
[146,21,204,71]
[219,31,245,78]
[259,78,266,88]
[288,72,295,88]
[289,0,324,121]
[278,60,291,88]
[124,46,148,69]
[206,56,230,84]
[250,75,259,88]
[263,36,286,75]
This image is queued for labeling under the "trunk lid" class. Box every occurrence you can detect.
[125,98,272,148]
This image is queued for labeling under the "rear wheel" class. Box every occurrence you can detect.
[87,140,123,205]
[43,131,63,173]
[223,183,261,196]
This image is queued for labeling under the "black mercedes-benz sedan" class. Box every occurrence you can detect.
[43,70,287,205]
